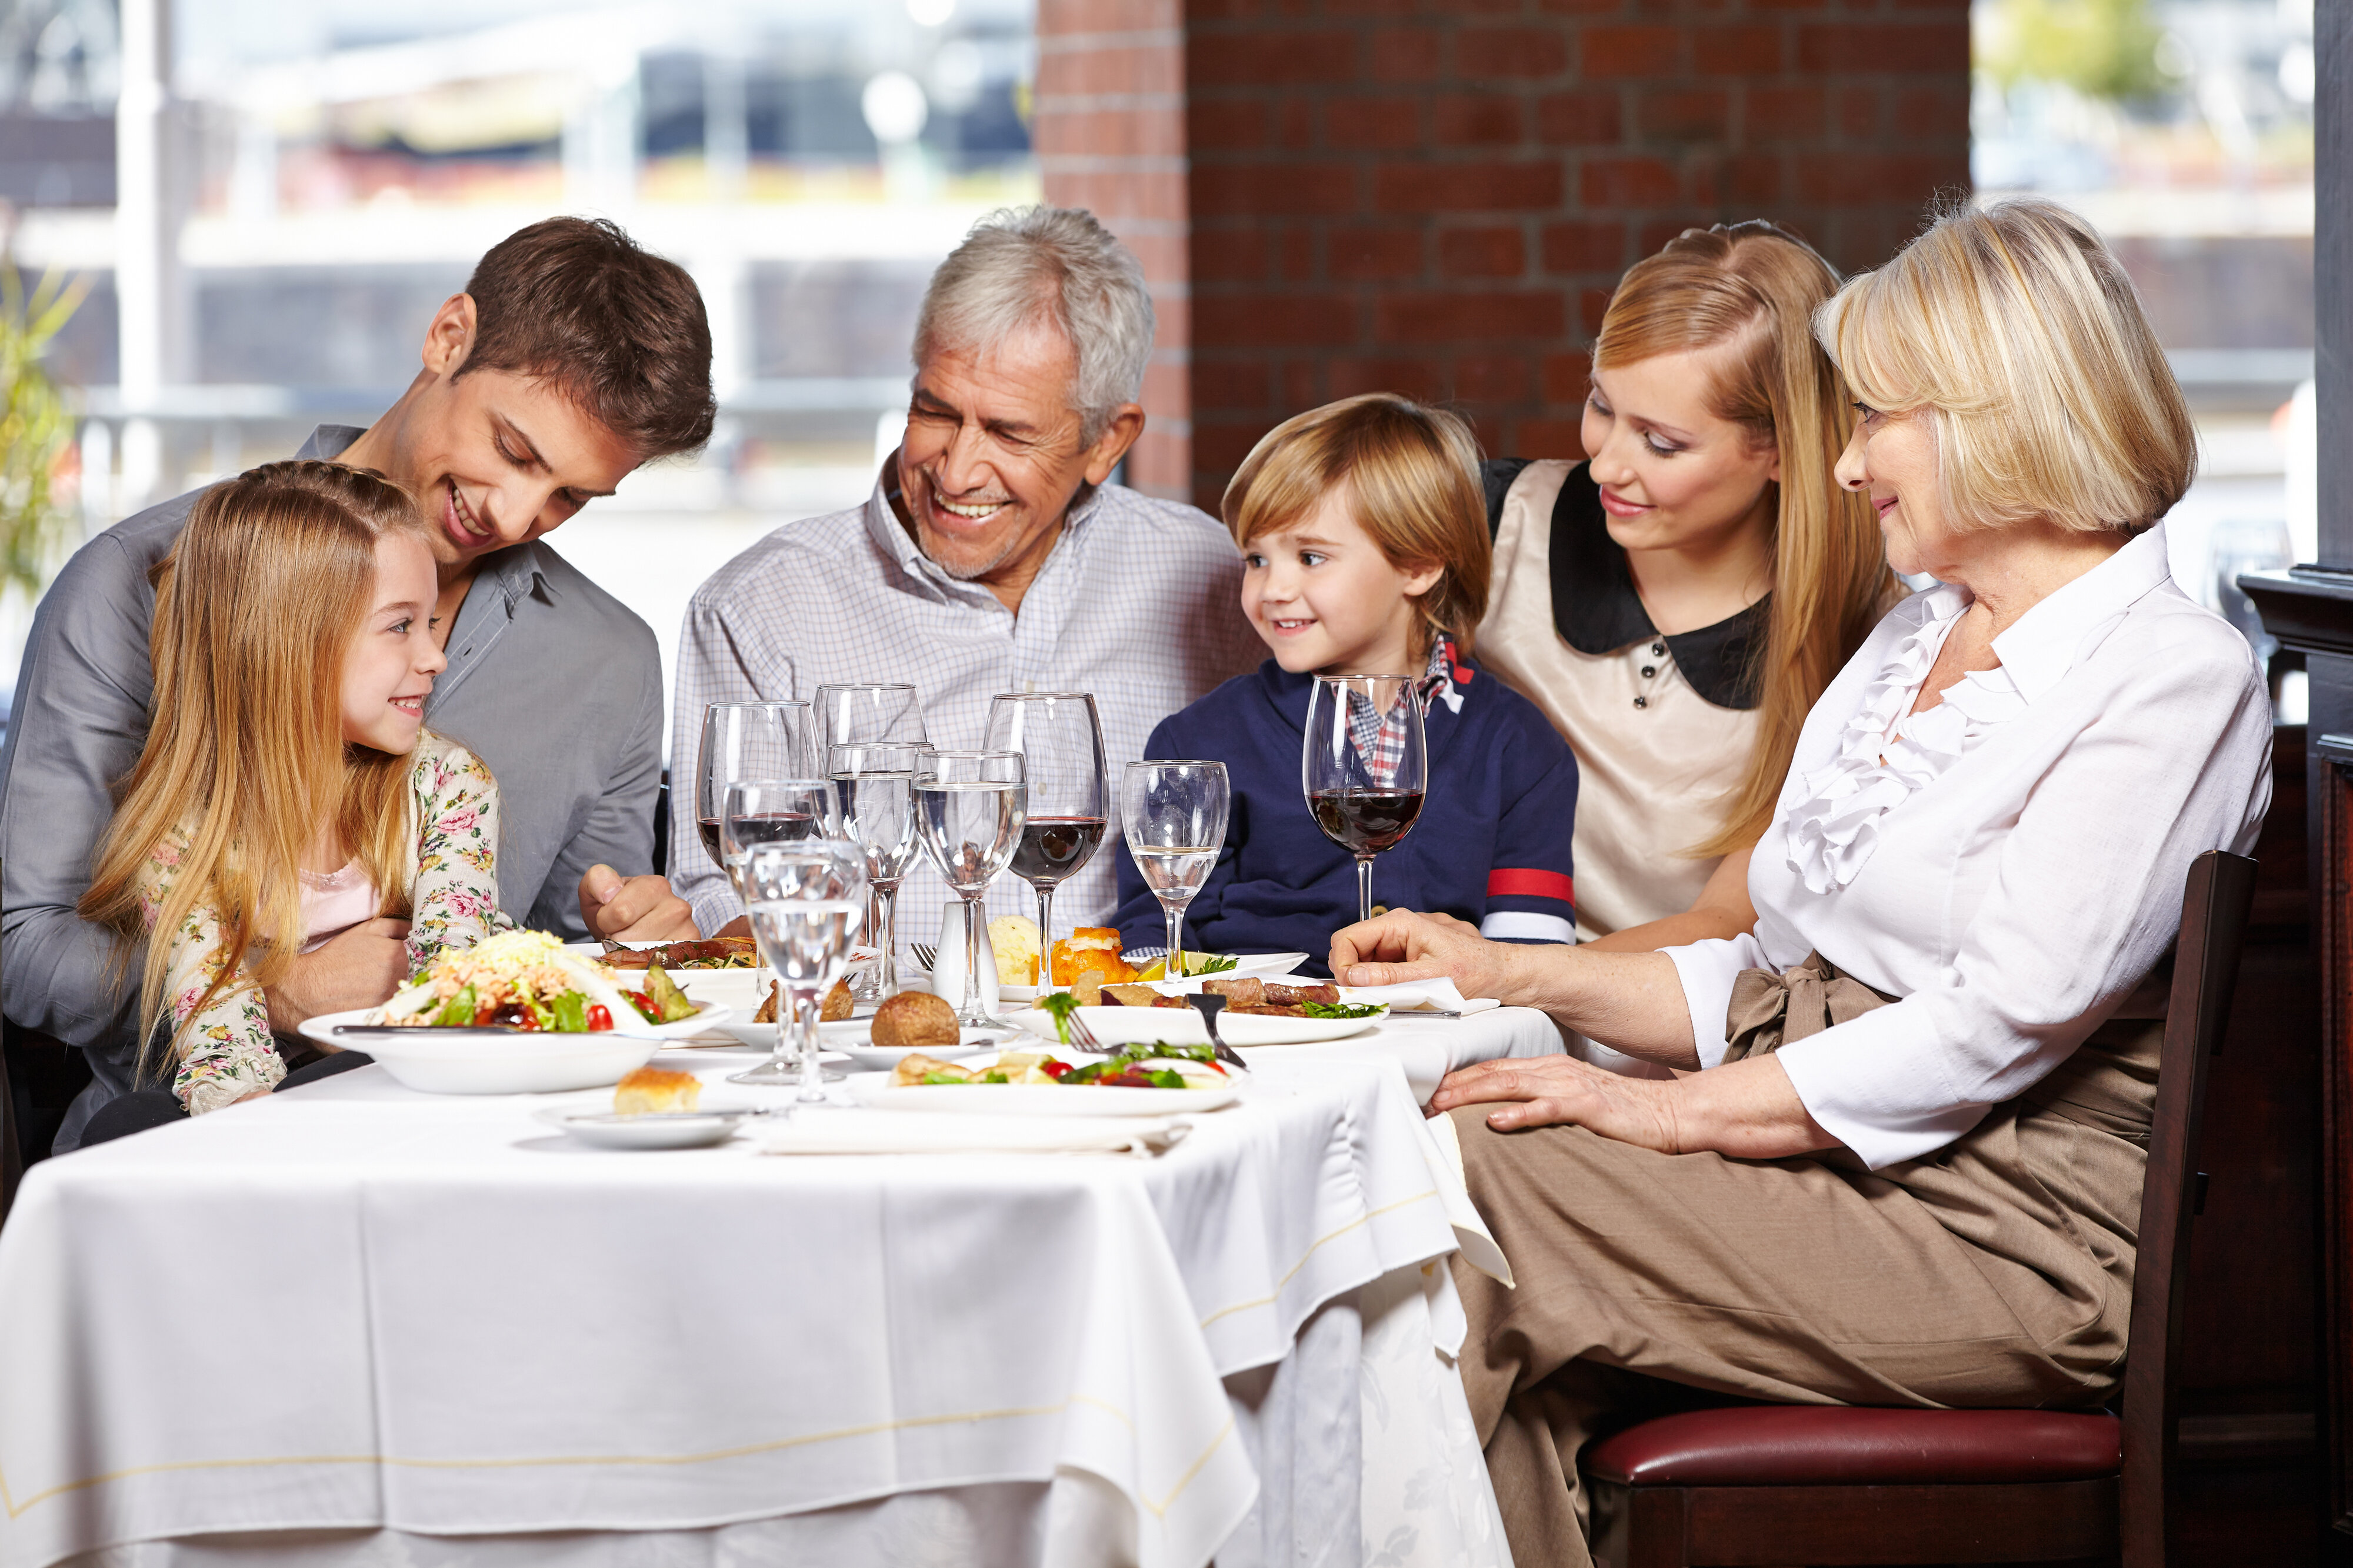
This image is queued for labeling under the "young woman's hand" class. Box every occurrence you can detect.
[579,865,699,941]
[1329,909,1526,1000]
[264,917,411,1032]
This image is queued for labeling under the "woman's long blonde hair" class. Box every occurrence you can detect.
[1594,222,1897,857]
[80,461,433,1077]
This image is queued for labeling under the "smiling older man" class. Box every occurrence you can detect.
[670,207,1259,939]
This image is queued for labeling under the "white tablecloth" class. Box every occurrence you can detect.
[0,1011,1559,1568]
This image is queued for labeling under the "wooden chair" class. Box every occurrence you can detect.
[1581,849,2259,1568]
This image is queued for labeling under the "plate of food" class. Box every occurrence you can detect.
[846,1044,1242,1116]
[975,919,1135,1004]
[581,936,759,970]
[715,986,1002,1063]
[1121,950,1312,982]
[536,1066,766,1149]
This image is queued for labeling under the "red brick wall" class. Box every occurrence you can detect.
[1040,0,1972,513]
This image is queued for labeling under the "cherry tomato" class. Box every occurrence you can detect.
[624,990,658,1023]
[1041,1059,1073,1079]
[587,1005,613,1032]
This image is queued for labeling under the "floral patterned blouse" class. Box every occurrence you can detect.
[145,733,512,1115]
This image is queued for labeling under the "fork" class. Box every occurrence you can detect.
[911,942,938,972]
[1065,1008,1106,1052]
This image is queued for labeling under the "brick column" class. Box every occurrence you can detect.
[1041,0,1971,514]
[1034,0,1194,502]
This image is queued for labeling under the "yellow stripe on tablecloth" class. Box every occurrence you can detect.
[1195,1187,1443,1331]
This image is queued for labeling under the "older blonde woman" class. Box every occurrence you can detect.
[1331,197,2274,1566]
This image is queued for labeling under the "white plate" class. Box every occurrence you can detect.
[535,1106,764,1149]
[1012,1005,1211,1050]
[844,1062,1240,1117]
[1215,1005,1387,1047]
[296,1010,651,1095]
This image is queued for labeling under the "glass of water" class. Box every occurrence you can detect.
[1121,760,1230,980]
[828,742,921,1002]
[914,748,1027,1028]
[731,839,867,1100]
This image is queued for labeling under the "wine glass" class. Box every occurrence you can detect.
[1303,674,1428,925]
[1121,760,1229,980]
[828,741,921,1003]
[983,693,1109,990]
[729,839,867,1100]
[814,683,927,752]
[697,701,814,878]
[914,748,1026,1028]
[719,778,830,1005]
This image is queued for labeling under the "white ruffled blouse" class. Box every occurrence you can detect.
[1662,523,2274,1168]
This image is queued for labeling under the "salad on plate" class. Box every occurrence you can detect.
[372,930,703,1032]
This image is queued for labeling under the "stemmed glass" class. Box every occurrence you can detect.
[718,778,828,1006]
[983,693,1109,989]
[730,838,867,1100]
[813,684,925,997]
[697,701,815,879]
[1121,761,1229,979]
[814,683,927,752]
[1303,675,1428,924]
[827,742,921,1003]
[914,748,1026,1028]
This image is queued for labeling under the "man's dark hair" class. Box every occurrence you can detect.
[459,216,716,460]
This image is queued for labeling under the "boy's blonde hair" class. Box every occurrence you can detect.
[1816,195,2195,536]
[79,461,435,1079]
[1221,393,1489,658]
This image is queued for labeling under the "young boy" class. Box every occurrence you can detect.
[1114,393,1579,976]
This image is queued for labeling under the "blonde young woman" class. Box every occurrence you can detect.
[1337,198,2271,1566]
[1480,222,1896,950]
[78,462,508,1138]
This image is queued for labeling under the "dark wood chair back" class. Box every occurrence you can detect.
[2122,847,2259,1564]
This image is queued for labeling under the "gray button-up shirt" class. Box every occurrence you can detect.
[0,426,665,1142]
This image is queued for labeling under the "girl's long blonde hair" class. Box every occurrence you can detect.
[1594,221,1897,858]
[80,461,433,1078]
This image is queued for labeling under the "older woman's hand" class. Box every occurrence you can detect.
[1434,1052,1842,1161]
[1329,909,1526,997]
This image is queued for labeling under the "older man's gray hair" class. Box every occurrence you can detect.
[913,206,1155,446]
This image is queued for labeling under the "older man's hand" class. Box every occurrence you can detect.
[1330,909,1521,999]
[1430,1055,1686,1150]
[579,865,699,942]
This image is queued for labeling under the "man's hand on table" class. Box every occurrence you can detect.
[579,865,699,942]
[1329,909,1525,999]
[264,917,412,1038]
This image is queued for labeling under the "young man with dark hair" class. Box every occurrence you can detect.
[1,216,711,1147]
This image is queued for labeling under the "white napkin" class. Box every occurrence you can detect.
[761,1112,1191,1157]
[1339,977,1501,1016]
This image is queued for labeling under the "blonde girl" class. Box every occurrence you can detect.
[1479,221,1897,950]
[78,461,507,1125]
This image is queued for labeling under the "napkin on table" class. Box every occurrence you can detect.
[762,1112,1192,1157]
[1338,977,1500,1016]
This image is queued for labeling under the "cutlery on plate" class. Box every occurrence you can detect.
[1182,994,1253,1072]
[911,942,939,971]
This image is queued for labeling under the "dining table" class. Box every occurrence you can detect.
[0,1000,1567,1568]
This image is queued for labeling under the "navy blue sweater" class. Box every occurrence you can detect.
[1114,652,1579,976]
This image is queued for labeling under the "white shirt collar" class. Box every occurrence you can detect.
[860,455,1105,598]
[1989,522,2174,703]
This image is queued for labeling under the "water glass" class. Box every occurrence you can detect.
[828,741,921,1002]
[914,748,1026,1027]
[697,701,814,878]
[814,683,926,751]
[1121,760,1229,979]
[730,839,867,1099]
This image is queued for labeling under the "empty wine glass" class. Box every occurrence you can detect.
[828,741,921,1003]
[983,693,1109,989]
[814,683,927,752]
[697,701,814,880]
[730,839,867,1100]
[1121,760,1229,980]
[1303,674,1428,925]
[914,748,1026,1028]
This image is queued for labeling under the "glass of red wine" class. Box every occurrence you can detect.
[696,700,814,882]
[983,693,1109,989]
[1302,673,1428,925]
[719,778,836,1083]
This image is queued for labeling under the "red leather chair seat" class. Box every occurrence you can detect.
[1584,1406,2122,1488]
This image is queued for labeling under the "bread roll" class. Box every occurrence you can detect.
[871,989,960,1047]
[821,979,853,1020]
[614,1066,702,1116]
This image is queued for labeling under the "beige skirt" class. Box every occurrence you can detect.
[1452,952,2158,1568]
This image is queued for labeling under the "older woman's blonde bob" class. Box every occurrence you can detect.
[1815,196,2195,536]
